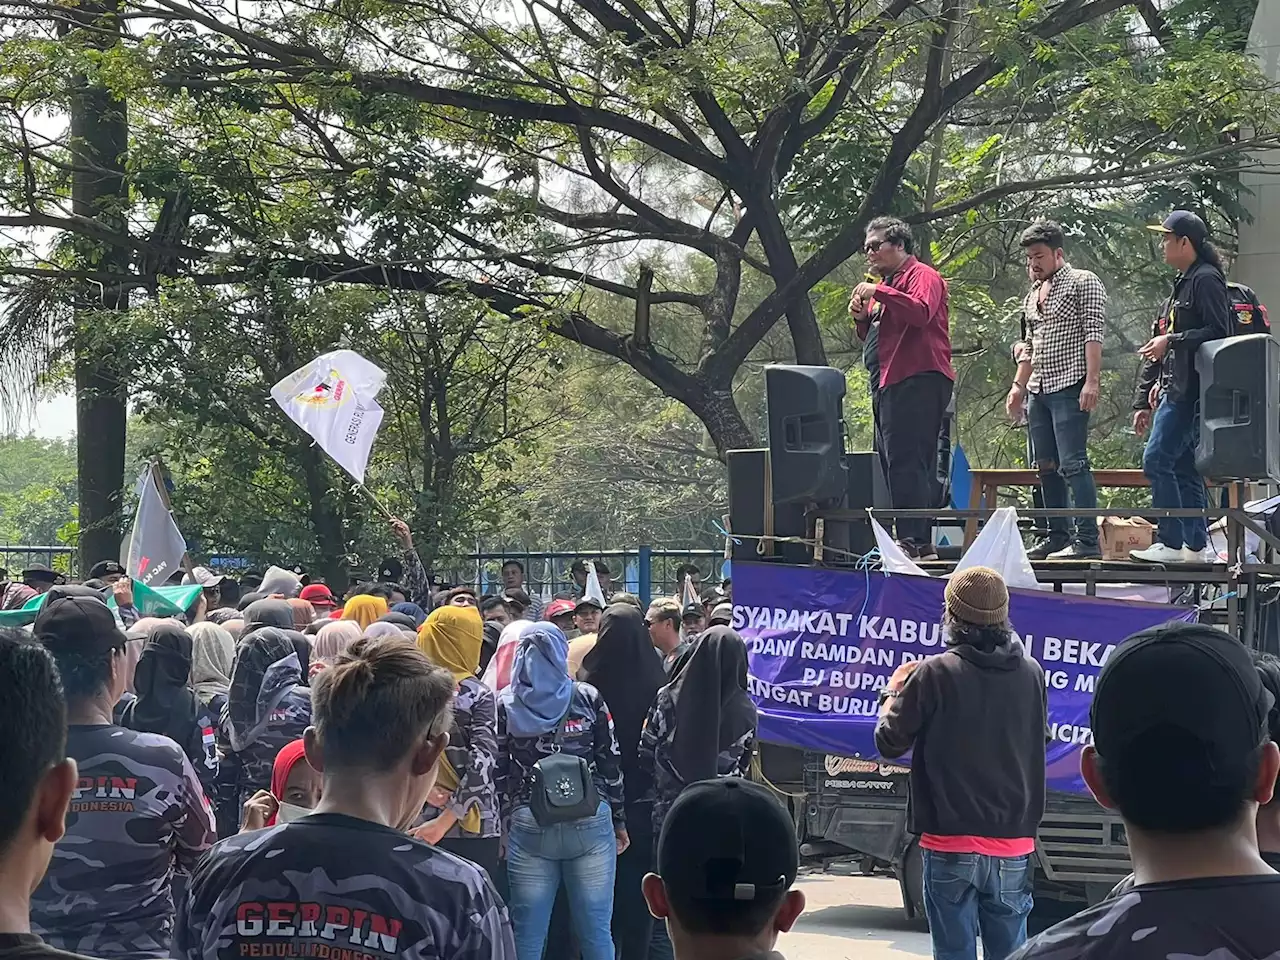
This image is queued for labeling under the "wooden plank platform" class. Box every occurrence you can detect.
[964,468,1149,548]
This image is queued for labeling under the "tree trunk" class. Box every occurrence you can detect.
[66,0,129,572]
[692,378,757,458]
[298,442,349,588]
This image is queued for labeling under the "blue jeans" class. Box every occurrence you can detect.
[506,802,616,960]
[922,850,1032,960]
[1027,382,1097,548]
[1142,397,1208,550]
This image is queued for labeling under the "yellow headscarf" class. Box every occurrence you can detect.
[416,606,484,683]
[416,605,485,834]
[342,595,388,631]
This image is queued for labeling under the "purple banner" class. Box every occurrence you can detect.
[736,562,1196,794]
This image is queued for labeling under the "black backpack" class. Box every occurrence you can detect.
[1227,282,1269,337]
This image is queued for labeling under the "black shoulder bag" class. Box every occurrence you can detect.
[528,708,600,826]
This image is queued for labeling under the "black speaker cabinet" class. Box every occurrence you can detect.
[727,447,884,563]
[765,365,849,504]
[727,448,812,564]
[1196,334,1280,481]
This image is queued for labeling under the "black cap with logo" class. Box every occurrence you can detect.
[88,560,127,580]
[1147,210,1210,247]
[657,779,798,906]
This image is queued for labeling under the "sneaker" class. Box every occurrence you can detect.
[897,540,940,562]
[1182,546,1219,564]
[1027,538,1069,561]
[1129,543,1187,564]
[1048,543,1103,560]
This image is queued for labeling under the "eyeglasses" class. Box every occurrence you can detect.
[864,239,888,253]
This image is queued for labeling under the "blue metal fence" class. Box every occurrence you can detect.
[438,548,728,607]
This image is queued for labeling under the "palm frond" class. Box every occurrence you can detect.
[0,279,73,433]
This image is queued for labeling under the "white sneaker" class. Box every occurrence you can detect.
[1182,546,1219,564]
[1130,543,1187,563]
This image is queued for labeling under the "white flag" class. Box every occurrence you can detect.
[583,562,608,607]
[125,467,187,586]
[271,350,386,483]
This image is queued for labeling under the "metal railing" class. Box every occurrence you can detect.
[436,548,729,607]
[0,545,76,578]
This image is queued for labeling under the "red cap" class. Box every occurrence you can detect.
[545,598,576,619]
[300,583,337,607]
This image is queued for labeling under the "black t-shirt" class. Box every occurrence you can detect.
[1011,874,1280,958]
[0,934,96,960]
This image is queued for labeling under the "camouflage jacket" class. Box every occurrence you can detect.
[218,656,312,807]
[637,690,754,833]
[31,724,216,959]
[176,812,516,960]
[418,677,500,839]
[496,682,626,827]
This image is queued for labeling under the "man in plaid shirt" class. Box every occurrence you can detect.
[1006,221,1108,559]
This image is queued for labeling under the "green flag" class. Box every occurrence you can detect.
[0,580,202,629]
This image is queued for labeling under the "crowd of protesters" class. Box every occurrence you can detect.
[3,527,1280,960]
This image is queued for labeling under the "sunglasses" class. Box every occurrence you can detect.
[864,239,889,253]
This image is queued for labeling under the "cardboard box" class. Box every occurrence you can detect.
[1099,517,1156,561]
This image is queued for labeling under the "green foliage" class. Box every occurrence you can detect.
[0,0,1273,562]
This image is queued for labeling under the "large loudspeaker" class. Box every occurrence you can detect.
[726,448,885,563]
[765,365,849,504]
[1196,334,1280,481]
[727,448,810,564]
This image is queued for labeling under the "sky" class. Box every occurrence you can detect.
[23,393,76,439]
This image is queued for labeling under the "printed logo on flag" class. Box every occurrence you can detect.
[293,368,351,408]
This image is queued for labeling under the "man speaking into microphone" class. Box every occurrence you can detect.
[850,216,954,560]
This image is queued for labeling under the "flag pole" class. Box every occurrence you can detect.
[357,483,396,522]
[150,458,195,579]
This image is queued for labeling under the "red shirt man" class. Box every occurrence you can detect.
[849,217,954,558]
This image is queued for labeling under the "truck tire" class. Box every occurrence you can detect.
[899,841,927,923]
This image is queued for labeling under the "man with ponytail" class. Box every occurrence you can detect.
[1131,211,1231,564]
[177,636,516,960]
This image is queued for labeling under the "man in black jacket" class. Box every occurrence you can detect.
[875,567,1046,960]
[1130,210,1231,564]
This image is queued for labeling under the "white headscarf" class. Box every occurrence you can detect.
[189,622,235,703]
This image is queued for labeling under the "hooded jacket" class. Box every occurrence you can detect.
[875,639,1047,838]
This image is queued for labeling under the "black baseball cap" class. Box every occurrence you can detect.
[658,779,798,905]
[378,557,404,582]
[1092,622,1272,782]
[574,595,603,613]
[34,595,127,654]
[682,602,705,621]
[22,564,57,584]
[88,560,126,580]
[1147,210,1209,246]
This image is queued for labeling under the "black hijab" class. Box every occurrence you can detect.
[581,603,666,800]
[666,626,757,783]
[285,630,312,680]
[379,611,419,631]
[243,599,295,632]
[122,623,199,745]
[480,621,502,674]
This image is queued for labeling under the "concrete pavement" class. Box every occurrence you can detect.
[778,872,932,959]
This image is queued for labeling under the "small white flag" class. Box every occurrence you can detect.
[583,562,608,608]
[271,350,386,483]
[681,574,700,608]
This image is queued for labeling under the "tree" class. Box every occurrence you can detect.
[3,0,1274,459]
